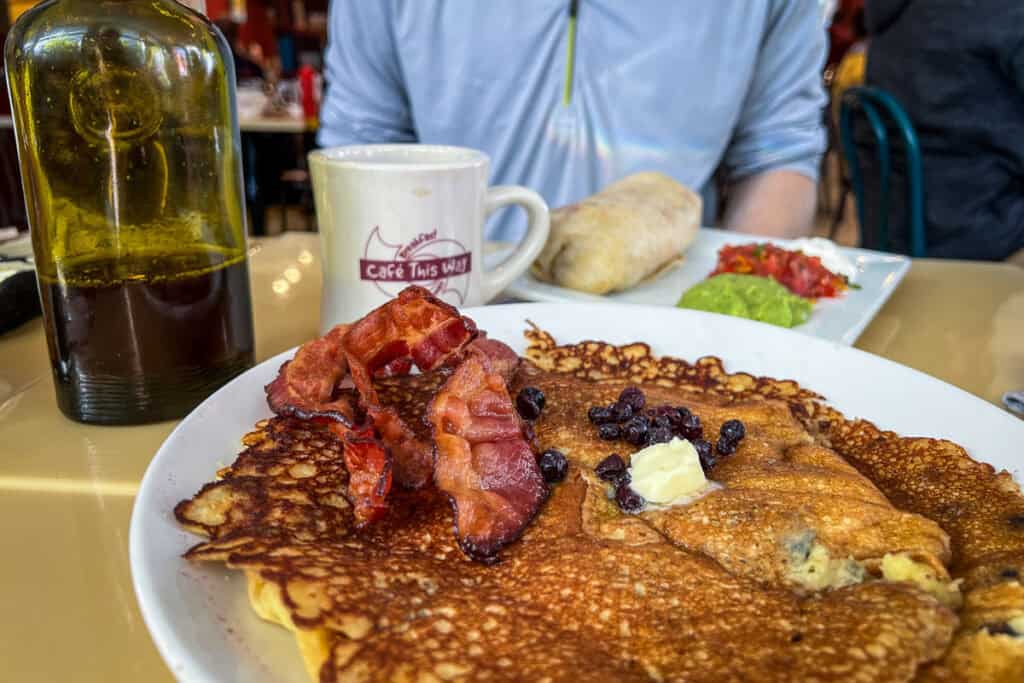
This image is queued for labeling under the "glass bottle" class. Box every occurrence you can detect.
[5,0,255,424]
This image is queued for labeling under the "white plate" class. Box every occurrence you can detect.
[130,304,1022,683]
[494,229,910,345]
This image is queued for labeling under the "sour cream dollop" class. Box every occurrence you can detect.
[788,237,858,283]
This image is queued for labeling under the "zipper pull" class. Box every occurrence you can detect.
[563,0,579,106]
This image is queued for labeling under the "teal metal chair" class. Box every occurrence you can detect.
[838,86,927,257]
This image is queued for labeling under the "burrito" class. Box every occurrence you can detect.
[531,172,701,295]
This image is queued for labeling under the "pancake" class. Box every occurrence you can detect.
[173,327,1024,681]
[523,326,1024,681]
[539,376,956,602]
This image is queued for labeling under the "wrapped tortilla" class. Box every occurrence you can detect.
[531,172,701,295]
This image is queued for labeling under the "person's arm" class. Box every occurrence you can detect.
[722,170,817,239]
[721,0,828,238]
[317,1,415,147]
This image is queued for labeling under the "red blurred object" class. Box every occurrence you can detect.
[207,0,278,60]
[710,244,850,299]
[828,0,866,67]
[298,63,319,120]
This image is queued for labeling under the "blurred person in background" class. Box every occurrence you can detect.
[318,1,828,242]
[865,0,1024,262]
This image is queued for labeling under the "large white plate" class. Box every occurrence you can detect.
[130,304,1022,683]
[496,229,910,345]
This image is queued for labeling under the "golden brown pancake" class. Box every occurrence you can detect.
[523,326,1024,681]
[174,328,1024,681]
[524,365,952,594]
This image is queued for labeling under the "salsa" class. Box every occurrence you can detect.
[677,273,813,328]
[710,243,850,299]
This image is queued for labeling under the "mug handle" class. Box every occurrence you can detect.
[481,185,550,302]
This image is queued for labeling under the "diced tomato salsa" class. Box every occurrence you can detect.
[709,243,849,299]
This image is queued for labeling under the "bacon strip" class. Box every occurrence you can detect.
[466,335,520,383]
[341,285,478,406]
[367,406,434,489]
[429,352,548,563]
[338,286,479,490]
[265,324,357,424]
[330,424,392,525]
[263,286,539,555]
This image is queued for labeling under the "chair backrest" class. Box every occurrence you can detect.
[838,86,926,257]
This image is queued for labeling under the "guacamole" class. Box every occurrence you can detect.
[677,273,812,328]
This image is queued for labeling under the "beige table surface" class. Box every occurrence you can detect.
[2,232,1022,681]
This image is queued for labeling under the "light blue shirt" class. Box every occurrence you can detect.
[319,0,827,242]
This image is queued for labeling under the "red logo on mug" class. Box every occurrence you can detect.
[360,227,472,304]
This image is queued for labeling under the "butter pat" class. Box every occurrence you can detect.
[628,438,714,508]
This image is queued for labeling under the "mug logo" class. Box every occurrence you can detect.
[360,226,473,304]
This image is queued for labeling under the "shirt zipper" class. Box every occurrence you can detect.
[563,0,579,105]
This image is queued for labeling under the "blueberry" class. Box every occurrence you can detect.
[515,387,545,421]
[588,406,614,424]
[539,449,569,483]
[615,482,645,513]
[670,406,692,427]
[678,412,703,440]
[693,439,716,471]
[618,386,646,412]
[598,423,621,441]
[720,419,746,443]
[716,436,738,456]
[623,416,650,446]
[652,415,672,431]
[609,401,633,422]
[647,426,673,445]
[595,454,627,481]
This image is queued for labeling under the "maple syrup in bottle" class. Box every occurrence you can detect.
[6,0,254,423]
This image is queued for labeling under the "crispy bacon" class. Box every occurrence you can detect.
[263,285,542,561]
[367,406,435,489]
[330,423,392,525]
[341,285,478,405]
[265,324,357,424]
[429,352,548,563]
[466,335,520,383]
[338,286,479,491]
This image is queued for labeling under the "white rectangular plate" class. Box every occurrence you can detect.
[493,228,910,346]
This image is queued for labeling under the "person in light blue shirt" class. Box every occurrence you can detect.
[319,1,827,242]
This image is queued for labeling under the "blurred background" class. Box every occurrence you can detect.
[50,1,1024,273]
[0,0,329,239]
[0,0,871,244]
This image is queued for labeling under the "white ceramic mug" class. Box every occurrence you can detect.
[308,144,550,331]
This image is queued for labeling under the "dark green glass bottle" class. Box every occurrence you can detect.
[6,0,255,424]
